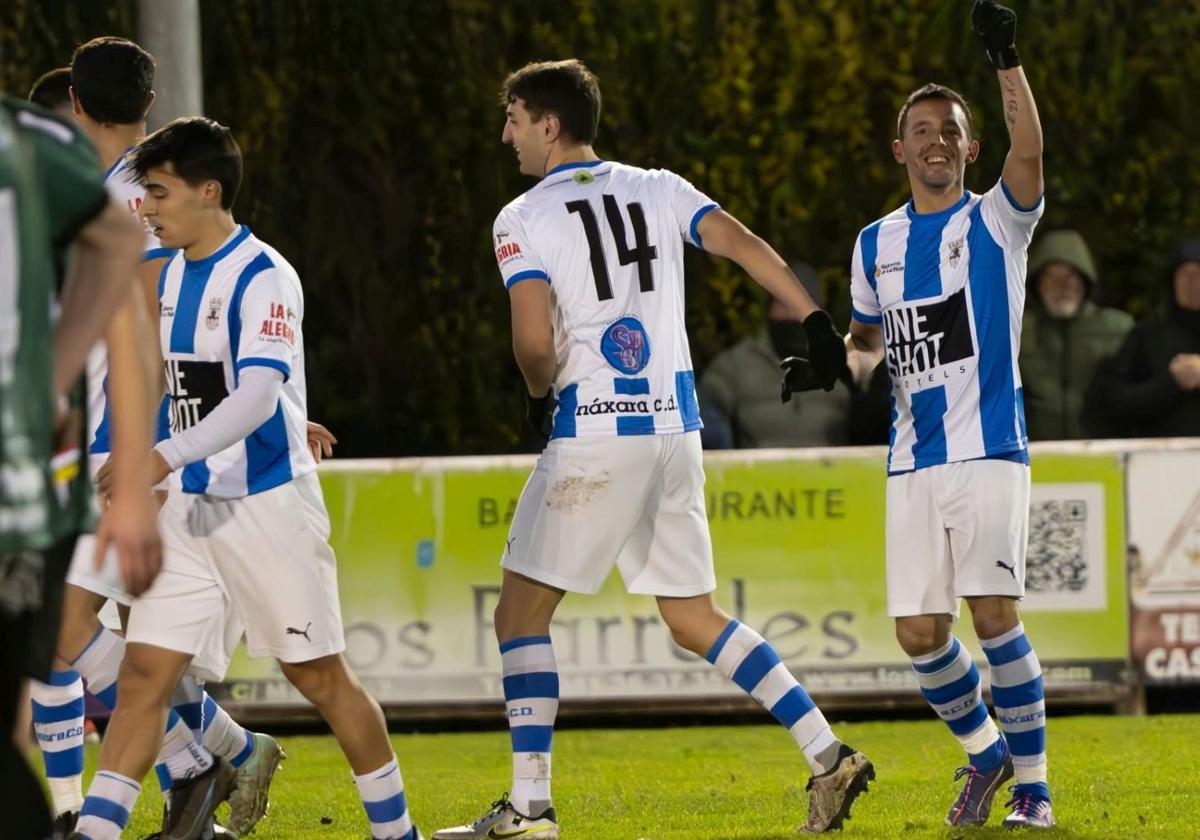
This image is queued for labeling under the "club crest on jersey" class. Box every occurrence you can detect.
[601,316,651,375]
[947,237,964,268]
[205,296,223,330]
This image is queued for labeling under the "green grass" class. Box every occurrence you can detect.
[80,714,1199,839]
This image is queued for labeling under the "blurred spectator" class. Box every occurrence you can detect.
[1019,230,1133,440]
[698,265,850,448]
[1089,236,1200,437]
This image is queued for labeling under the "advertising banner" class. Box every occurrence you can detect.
[1127,449,1200,684]
[218,446,1129,712]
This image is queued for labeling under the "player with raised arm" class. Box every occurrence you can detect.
[70,117,422,840]
[433,59,871,840]
[799,0,1054,829]
[25,37,283,839]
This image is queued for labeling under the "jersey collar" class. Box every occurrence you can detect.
[544,159,605,177]
[102,145,138,182]
[905,191,970,222]
[184,224,251,269]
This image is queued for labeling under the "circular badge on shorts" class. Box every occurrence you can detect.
[600,317,651,374]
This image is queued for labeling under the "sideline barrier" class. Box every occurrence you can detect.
[210,439,1200,723]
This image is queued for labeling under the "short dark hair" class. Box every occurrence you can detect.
[130,117,243,210]
[71,36,154,124]
[897,83,973,139]
[500,59,601,145]
[29,67,73,111]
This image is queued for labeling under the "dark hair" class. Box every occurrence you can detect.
[500,59,601,145]
[28,67,73,111]
[70,36,154,124]
[897,83,973,139]
[130,117,243,210]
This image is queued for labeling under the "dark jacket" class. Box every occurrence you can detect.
[698,328,850,448]
[1019,231,1134,440]
[1089,238,1200,438]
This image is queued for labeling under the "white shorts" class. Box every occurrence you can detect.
[503,432,716,597]
[65,454,130,605]
[125,471,345,681]
[886,459,1030,618]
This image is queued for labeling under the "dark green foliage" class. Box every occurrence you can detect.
[4,0,1198,455]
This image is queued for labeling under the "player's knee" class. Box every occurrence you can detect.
[114,651,175,708]
[280,655,352,708]
[894,620,946,657]
[966,597,1019,640]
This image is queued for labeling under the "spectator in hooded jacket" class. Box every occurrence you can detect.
[1089,236,1200,437]
[1019,230,1133,439]
[698,264,851,448]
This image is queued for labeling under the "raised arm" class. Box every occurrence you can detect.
[973,0,1043,208]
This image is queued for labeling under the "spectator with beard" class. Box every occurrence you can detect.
[1089,236,1200,437]
[1018,230,1132,439]
[698,264,851,448]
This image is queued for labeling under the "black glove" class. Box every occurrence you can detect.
[526,389,555,441]
[779,310,851,401]
[972,0,1020,69]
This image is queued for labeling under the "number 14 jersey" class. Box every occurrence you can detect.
[493,160,717,439]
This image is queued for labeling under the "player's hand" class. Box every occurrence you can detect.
[526,389,555,442]
[93,489,162,596]
[1169,353,1200,391]
[779,311,852,400]
[306,420,338,463]
[96,450,171,499]
[972,0,1020,69]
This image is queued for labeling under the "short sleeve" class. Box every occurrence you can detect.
[979,178,1044,250]
[235,268,301,382]
[493,206,549,290]
[661,170,719,249]
[18,107,108,247]
[849,230,881,324]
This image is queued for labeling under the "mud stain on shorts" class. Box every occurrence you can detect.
[546,473,610,512]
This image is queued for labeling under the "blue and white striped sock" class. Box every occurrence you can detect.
[159,708,215,783]
[706,619,841,775]
[71,625,123,712]
[353,758,416,840]
[982,623,1048,789]
[171,675,205,738]
[500,635,558,815]
[29,670,86,815]
[912,636,1003,770]
[202,690,254,767]
[76,770,140,840]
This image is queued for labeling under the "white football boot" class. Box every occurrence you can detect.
[432,794,558,839]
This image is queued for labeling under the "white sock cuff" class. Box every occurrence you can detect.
[72,626,125,694]
[980,623,1026,648]
[30,675,84,705]
[353,757,404,799]
[710,622,765,679]
[89,770,141,807]
[911,636,957,667]
[500,638,557,675]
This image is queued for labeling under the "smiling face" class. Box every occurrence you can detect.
[138,162,220,251]
[893,97,978,194]
[502,97,553,177]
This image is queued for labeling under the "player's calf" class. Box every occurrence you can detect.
[280,654,421,840]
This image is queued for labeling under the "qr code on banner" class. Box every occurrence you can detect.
[1026,499,1089,593]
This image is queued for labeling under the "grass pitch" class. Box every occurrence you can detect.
[83,714,1197,839]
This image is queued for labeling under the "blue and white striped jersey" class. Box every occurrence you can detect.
[494,160,716,439]
[86,148,175,459]
[157,225,315,497]
[849,181,1043,473]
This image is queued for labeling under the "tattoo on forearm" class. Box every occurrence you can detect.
[1002,75,1019,131]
